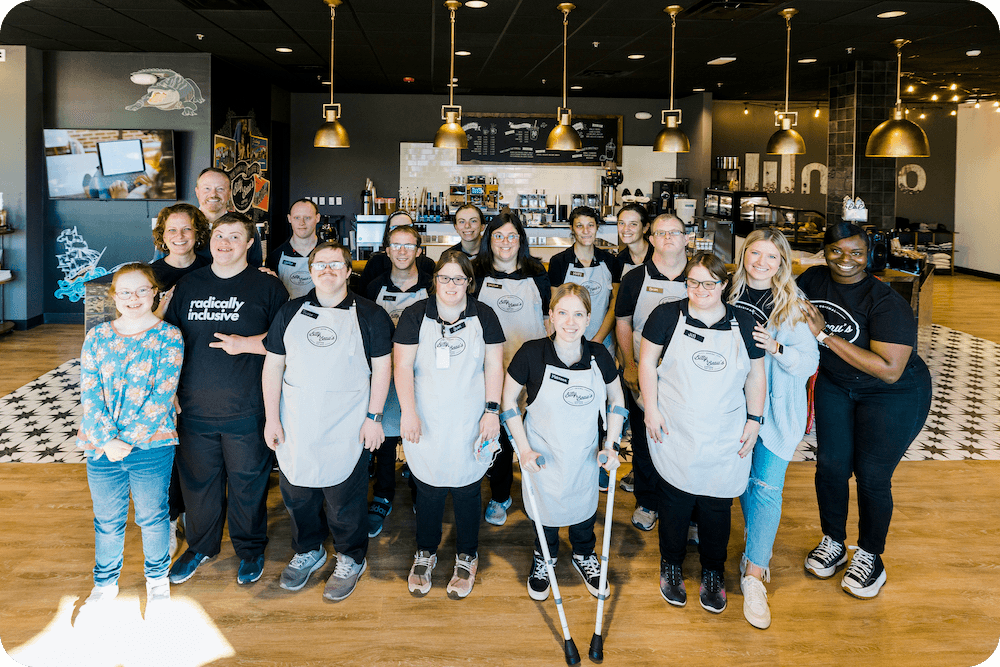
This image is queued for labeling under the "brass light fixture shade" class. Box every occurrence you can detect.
[653,5,689,153]
[766,8,805,155]
[546,3,583,151]
[434,1,469,149]
[865,39,930,157]
[314,0,348,148]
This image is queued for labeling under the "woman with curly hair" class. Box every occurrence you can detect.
[151,203,210,314]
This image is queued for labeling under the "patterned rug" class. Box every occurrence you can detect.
[1,325,998,464]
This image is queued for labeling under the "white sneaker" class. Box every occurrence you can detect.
[740,575,771,629]
[83,583,119,606]
[407,550,437,597]
[145,577,171,619]
[76,583,118,626]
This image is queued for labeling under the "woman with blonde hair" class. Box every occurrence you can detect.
[728,229,819,629]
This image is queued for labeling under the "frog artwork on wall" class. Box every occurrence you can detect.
[125,68,205,116]
[53,227,126,302]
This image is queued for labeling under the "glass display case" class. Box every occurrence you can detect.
[703,189,770,237]
[751,204,826,250]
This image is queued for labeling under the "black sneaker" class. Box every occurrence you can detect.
[804,535,848,579]
[699,569,727,613]
[527,551,551,601]
[169,550,212,585]
[367,497,392,538]
[841,548,887,599]
[659,561,686,607]
[572,552,608,598]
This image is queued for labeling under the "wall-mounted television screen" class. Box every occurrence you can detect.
[44,129,177,200]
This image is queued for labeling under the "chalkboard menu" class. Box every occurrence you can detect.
[458,113,622,166]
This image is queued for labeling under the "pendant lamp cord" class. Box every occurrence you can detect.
[329,4,336,108]
[783,12,791,115]
[669,12,676,111]
[449,6,457,107]
[895,46,902,109]
[561,9,569,110]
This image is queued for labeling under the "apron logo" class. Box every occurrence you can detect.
[581,280,602,295]
[563,386,596,406]
[307,326,337,347]
[290,271,311,286]
[692,350,727,372]
[439,336,466,356]
[496,295,524,312]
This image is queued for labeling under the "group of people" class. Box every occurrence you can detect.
[77,180,930,630]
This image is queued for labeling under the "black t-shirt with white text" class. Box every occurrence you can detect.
[732,286,774,326]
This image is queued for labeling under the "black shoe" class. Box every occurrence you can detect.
[841,548,887,599]
[237,554,265,585]
[527,551,551,601]
[572,552,608,598]
[805,535,848,579]
[699,569,727,613]
[659,561,686,607]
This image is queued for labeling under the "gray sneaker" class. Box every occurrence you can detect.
[631,505,658,531]
[619,470,635,493]
[485,497,512,526]
[323,554,367,602]
[280,548,327,591]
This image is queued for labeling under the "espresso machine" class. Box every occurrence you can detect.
[600,163,623,218]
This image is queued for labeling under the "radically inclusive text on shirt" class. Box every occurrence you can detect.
[187,296,246,321]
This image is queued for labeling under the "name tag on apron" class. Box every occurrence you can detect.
[435,339,452,369]
[282,259,296,266]
[301,309,319,319]
[447,321,466,335]
[383,294,397,302]
[549,372,569,384]
[646,286,663,293]
[684,329,704,342]
[570,270,585,278]
[486,282,502,289]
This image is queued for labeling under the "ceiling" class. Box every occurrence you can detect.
[2,0,999,104]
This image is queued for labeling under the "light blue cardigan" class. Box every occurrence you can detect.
[759,319,820,461]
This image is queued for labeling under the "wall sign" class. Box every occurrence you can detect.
[458,112,623,166]
[213,112,270,216]
[898,164,927,194]
[125,68,204,116]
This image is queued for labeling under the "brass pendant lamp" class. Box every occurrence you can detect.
[653,5,690,153]
[433,0,469,149]
[314,0,349,148]
[766,8,806,155]
[865,39,930,158]
[546,3,583,151]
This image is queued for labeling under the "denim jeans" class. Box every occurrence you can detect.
[739,438,789,577]
[87,446,175,586]
[813,361,932,555]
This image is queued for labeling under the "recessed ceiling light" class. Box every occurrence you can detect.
[455,50,471,56]
[465,0,488,7]
[906,85,914,92]
[950,83,958,90]
[950,110,957,116]
[994,101,1000,107]
[966,49,982,57]
[692,87,706,92]
[707,56,736,66]
[634,111,652,120]
[798,57,817,64]
[931,94,939,101]
[951,94,960,101]
[877,10,907,18]
[276,47,293,53]
[628,54,645,60]
[570,85,583,90]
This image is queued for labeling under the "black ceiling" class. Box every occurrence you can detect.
[2,0,999,103]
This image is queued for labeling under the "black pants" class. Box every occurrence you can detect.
[279,451,370,564]
[412,475,482,556]
[813,362,931,555]
[533,511,598,559]
[371,436,398,502]
[487,428,514,503]
[655,473,732,573]
[175,413,270,560]
[168,459,184,521]
[625,388,657,510]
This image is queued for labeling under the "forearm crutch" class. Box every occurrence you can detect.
[502,408,581,666]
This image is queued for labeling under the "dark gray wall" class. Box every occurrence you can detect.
[42,51,212,319]
[894,110,957,230]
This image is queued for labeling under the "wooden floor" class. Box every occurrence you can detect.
[1,273,999,667]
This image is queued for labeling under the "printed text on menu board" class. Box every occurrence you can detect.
[458,113,623,166]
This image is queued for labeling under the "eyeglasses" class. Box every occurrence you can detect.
[651,230,686,238]
[312,261,347,271]
[685,278,724,290]
[435,274,470,286]
[388,243,418,252]
[491,232,519,243]
[115,287,155,300]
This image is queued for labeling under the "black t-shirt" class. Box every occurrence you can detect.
[615,261,686,318]
[393,296,506,346]
[642,299,764,360]
[508,337,619,406]
[732,286,774,326]
[616,244,654,274]
[796,265,919,388]
[471,264,551,311]
[151,255,210,291]
[163,265,288,420]
[547,246,622,288]
[358,252,436,296]
[447,241,478,258]
[264,290,393,366]
[265,240,310,273]
[365,270,434,302]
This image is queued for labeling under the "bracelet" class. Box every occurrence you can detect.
[366,412,383,423]
[816,330,829,344]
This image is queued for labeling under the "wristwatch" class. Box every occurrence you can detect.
[485,401,501,414]
[816,330,830,345]
[746,414,764,425]
[366,412,383,423]
[775,342,784,355]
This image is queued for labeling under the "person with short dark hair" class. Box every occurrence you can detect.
[266,198,321,298]
[447,204,486,258]
[195,168,263,266]
[357,211,436,295]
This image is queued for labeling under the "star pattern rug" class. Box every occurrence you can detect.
[1,325,998,464]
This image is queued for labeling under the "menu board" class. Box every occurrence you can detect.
[458,113,622,166]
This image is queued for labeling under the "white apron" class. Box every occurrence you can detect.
[522,355,607,527]
[277,301,369,488]
[478,276,547,370]
[277,251,313,299]
[403,301,490,488]
[650,310,752,498]
[630,265,687,409]
[375,285,428,437]
[563,261,614,350]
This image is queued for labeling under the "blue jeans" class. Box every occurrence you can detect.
[739,438,789,578]
[87,446,175,586]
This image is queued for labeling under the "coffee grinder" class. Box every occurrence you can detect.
[600,162,623,218]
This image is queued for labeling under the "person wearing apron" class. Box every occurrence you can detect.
[615,203,653,283]
[501,283,626,601]
[394,250,505,599]
[614,214,689,532]
[638,252,766,615]
[262,241,393,602]
[266,198,321,299]
[547,206,621,352]
[728,229,819,629]
[365,225,432,538]
[473,209,551,527]
[446,204,485,259]
[358,211,437,296]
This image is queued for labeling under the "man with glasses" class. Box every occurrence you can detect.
[365,225,433,538]
[266,199,321,298]
[614,214,689,532]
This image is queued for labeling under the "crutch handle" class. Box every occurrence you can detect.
[598,452,608,464]
[536,455,546,466]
